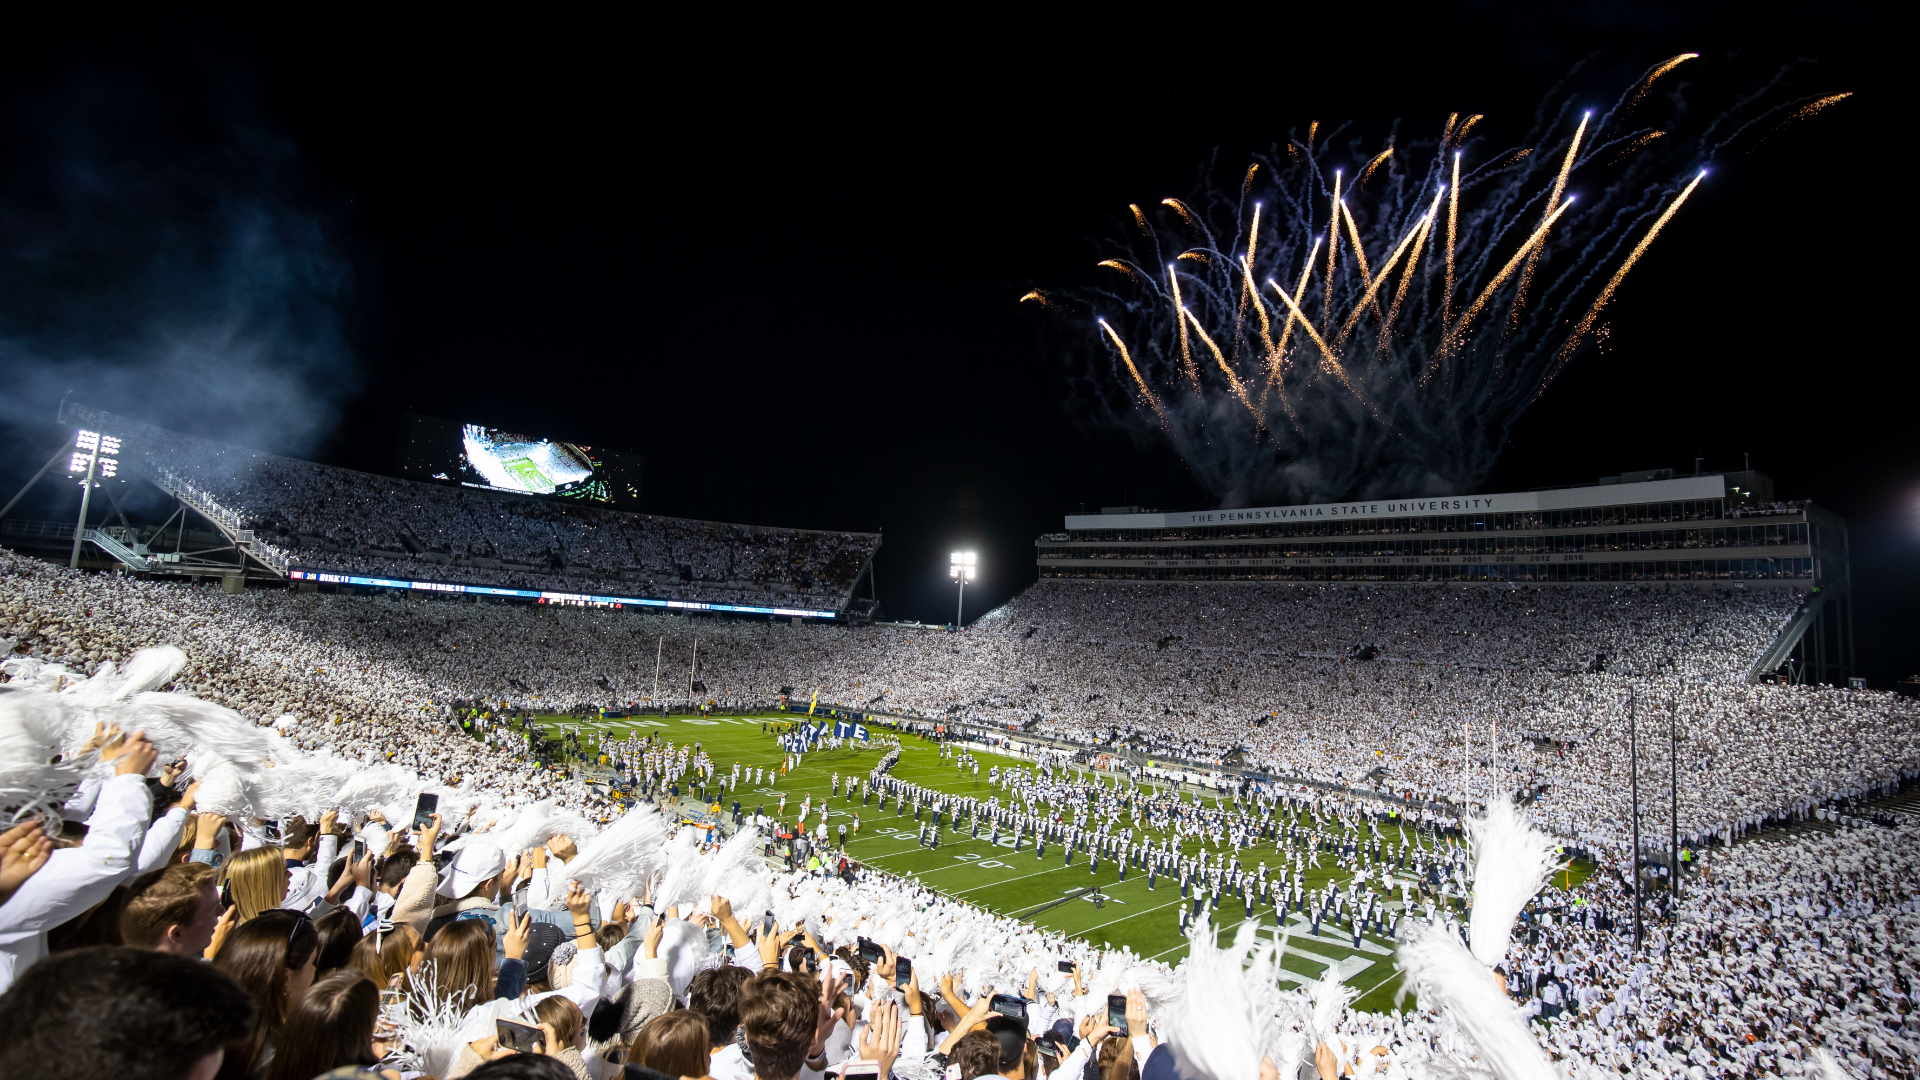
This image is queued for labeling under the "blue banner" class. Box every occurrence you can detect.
[288,567,838,619]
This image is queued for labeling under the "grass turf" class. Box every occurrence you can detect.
[527,711,1589,1012]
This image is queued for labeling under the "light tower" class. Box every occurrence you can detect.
[67,430,120,569]
[949,551,977,627]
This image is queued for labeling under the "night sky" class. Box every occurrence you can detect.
[1,6,1910,682]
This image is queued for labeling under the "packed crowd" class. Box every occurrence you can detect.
[5,552,1916,862]
[4,547,1918,1079]
[1501,818,1920,1079]
[85,409,877,609]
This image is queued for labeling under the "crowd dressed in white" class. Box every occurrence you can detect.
[2,548,1917,1080]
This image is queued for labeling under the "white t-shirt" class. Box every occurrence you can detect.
[710,1041,753,1080]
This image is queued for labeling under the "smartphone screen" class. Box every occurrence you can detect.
[893,956,912,988]
[856,936,879,965]
[706,926,728,956]
[837,1065,881,1080]
[990,993,1025,1020]
[497,1019,543,1053]
[262,819,282,843]
[1057,959,1075,973]
[1107,994,1128,1035]
[351,839,368,861]
[412,792,439,830]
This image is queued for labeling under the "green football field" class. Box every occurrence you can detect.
[527,711,1586,1013]
[503,456,553,492]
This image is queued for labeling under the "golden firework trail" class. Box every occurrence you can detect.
[1785,92,1853,122]
[1162,198,1201,231]
[1441,196,1574,359]
[1273,236,1320,364]
[1322,170,1342,333]
[1235,202,1265,350]
[1625,54,1698,116]
[1241,163,1261,199]
[1510,110,1589,331]
[1019,290,1049,307]
[1441,112,1459,146]
[1339,199,1378,324]
[1266,277,1376,415]
[1176,250,1212,264]
[1549,170,1706,374]
[1097,259,1153,288]
[1357,147,1394,188]
[1377,195,1441,358]
[1167,262,1199,390]
[1607,131,1665,166]
[1181,307,1262,424]
[1129,204,1152,237]
[1336,192,1442,349]
[1445,151,1459,323]
[1307,120,1318,149]
[1257,238,1317,417]
[1098,318,1169,427]
[1455,114,1483,141]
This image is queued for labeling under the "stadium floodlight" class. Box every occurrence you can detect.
[949,551,978,626]
[66,429,122,568]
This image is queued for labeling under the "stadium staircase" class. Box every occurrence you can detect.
[131,463,289,577]
[1744,588,1835,683]
[81,528,154,572]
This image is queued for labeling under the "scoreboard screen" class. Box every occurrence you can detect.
[397,413,643,507]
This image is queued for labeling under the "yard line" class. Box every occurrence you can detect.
[851,846,944,861]
[1062,898,1187,937]
[949,862,1090,895]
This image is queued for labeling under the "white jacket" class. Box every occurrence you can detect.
[0,773,153,991]
[284,833,340,914]
[136,806,189,875]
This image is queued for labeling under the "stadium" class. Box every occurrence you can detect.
[0,26,1908,1080]
[3,397,1915,1080]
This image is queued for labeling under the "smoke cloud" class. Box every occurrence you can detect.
[0,69,358,466]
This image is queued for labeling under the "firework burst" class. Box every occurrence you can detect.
[1050,57,1847,505]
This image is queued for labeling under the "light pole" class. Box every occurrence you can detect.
[949,551,977,627]
[67,430,120,569]
[1628,688,1643,951]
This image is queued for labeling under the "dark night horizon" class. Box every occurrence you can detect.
[0,5,1909,682]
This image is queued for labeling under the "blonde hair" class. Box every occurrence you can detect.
[221,845,290,922]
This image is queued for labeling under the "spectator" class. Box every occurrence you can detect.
[421,916,515,1015]
[312,908,365,974]
[466,1056,580,1080]
[211,909,321,1080]
[263,969,396,1080]
[0,728,157,990]
[531,993,593,1080]
[740,972,829,1080]
[630,1009,715,1079]
[220,846,290,923]
[0,946,254,1080]
[949,1030,1004,1080]
[348,920,421,989]
[688,965,755,1080]
[120,862,222,957]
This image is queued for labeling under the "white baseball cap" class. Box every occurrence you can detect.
[436,838,506,898]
